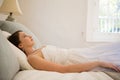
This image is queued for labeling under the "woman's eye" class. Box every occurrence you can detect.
[24,35,27,37]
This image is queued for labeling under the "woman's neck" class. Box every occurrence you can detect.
[24,47,35,56]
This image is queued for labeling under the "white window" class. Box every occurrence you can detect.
[86,0,120,42]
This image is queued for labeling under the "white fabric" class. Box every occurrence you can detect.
[42,45,90,65]
[42,45,69,65]
[42,44,120,71]
[2,30,34,70]
[68,43,120,66]
[2,30,11,38]
[8,42,34,70]
[13,70,113,80]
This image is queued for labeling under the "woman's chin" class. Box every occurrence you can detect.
[32,42,35,46]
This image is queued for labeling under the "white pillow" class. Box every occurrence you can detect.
[2,30,34,70]
[2,30,11,38]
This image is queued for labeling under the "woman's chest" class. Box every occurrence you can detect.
[33,49,44,59]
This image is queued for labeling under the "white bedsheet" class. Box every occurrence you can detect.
[13,70,113,80]
[68,42,120,66]
[42,43,120,67]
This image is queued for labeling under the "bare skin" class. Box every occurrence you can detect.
[18,32,120,73]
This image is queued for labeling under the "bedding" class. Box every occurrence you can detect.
[13,70,113,80]
[0,21,120,80]
[0,30,19,80]
[104,71,120,80]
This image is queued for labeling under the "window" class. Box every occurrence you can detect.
[86,0,120,42]
[99,0,120,33]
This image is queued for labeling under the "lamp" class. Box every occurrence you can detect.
[0,0,22,21]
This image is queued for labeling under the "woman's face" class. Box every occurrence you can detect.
[18,32,34,48]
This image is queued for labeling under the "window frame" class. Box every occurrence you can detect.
[86,0,120,42]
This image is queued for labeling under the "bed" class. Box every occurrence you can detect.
[0,20,120,80]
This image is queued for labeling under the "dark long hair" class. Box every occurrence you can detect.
[8,30,22,50]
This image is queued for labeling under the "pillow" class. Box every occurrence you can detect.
[0,21,41,49]
[1,30,11,38]
[2,30,34,70]
[0,30,19,80]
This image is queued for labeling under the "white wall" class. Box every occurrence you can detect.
[0,0,6,20]
[0,0,88,48]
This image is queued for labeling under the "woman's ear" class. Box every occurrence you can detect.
[18,43,23,49]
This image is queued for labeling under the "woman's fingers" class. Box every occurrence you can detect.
[116,67,120,72]
[112,65,119,72]
[100,62,120,72]
[108,64,120,72]
[118,67,120,72]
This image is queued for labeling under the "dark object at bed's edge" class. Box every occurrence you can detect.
[104,71,120,80]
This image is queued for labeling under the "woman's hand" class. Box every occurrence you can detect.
[99,61,120,72]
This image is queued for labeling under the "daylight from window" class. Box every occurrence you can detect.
[99,0,120,33]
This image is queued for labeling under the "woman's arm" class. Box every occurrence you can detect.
[28,55,120,73]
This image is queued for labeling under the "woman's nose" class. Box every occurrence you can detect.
[28,35,32,38]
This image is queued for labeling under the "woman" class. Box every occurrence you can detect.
[8,30,120,73]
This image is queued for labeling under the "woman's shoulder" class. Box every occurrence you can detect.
[27,52,43,61]
[28,47,45,59]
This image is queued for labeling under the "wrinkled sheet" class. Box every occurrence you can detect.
[104,71,120,80]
